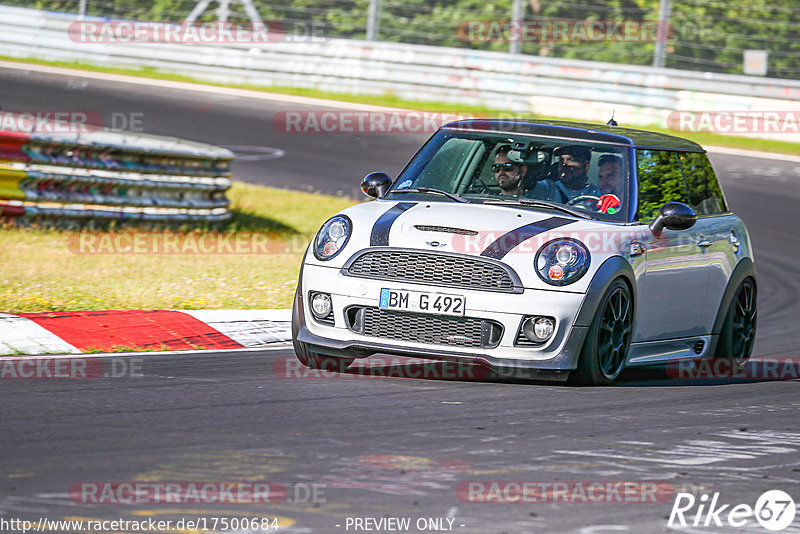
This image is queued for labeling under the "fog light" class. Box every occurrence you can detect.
[522,316,555,343]
[310,292,332,318]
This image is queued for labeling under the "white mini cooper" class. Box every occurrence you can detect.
[292,120,757,385]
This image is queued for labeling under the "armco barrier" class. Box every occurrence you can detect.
[0,120,234,222]
[0,5,799,142]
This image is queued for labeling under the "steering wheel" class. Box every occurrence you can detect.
[472,183,491,195]
[468,177,501,196]
[566,194,601,207]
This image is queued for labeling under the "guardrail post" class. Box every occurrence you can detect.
[509,0,525,55]
[653,0,671,68]
[366,0,380,41]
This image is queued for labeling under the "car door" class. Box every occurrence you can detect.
[632,149,712,342]
[678,151,740,327]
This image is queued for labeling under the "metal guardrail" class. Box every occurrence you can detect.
[0,5,798,142]
[0,120,234,222]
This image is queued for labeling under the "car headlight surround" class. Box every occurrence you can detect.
[313,215,352,261]
[535,238,590,286]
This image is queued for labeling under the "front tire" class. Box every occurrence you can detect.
[572,278,633,386]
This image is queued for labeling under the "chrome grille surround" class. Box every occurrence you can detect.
[342,248,522,293]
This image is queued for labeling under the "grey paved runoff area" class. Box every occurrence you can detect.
[1,66,799,534]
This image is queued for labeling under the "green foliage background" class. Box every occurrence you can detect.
[635,149,687,220]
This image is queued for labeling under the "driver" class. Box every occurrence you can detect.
[529,146,600,203]
[493,145,528,197]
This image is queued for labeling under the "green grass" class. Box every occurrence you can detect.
[0,182,359,312]
[85,345,170,353]
[2,54,799,156]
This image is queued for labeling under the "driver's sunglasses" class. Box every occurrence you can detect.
[492,162,520,172]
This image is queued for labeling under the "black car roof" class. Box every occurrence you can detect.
[440,119,705,152]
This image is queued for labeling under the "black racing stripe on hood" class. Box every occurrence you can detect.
[480,217,575,259]
[370,202,417,246]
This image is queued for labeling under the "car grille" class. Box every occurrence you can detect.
[345,250,517,292]
[345,306,503,348]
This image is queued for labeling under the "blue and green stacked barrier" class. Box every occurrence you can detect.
[0,120,234,222]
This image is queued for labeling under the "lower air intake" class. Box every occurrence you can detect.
[345,306,503,349]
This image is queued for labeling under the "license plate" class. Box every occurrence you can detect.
[379,288,465,317]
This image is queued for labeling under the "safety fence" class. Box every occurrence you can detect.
[0,118,234,222]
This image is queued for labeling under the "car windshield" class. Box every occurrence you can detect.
[386,129,630,221]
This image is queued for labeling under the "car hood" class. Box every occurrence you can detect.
[335,199,593,257]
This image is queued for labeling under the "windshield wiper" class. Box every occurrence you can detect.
[482,198,592,219]
[391,187,469,203]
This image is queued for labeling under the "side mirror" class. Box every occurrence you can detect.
[361,172,392,199]
[650,202,697,237]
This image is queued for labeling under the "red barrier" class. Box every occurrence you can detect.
[0,203,25,217]
[0,130,31,162]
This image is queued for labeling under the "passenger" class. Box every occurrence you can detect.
[492,145,527,197]
[597,154,624,197]
[596,154,624,214]
[529,146,600,203]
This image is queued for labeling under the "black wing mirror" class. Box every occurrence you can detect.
[650,202,697,237]
[361,172,392,199]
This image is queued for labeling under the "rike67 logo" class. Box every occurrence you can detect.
[669,490,796,531]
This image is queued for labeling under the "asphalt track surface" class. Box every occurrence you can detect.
[1,65,800,534]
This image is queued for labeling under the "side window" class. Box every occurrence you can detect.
[678,152,727,215]
[635,149,689,220]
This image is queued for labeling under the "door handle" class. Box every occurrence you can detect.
[629,241,646,257]
[697,240,712,248]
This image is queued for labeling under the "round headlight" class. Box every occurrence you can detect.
[313,215,352,261]
[535,238,590,286]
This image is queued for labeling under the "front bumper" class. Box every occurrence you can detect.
[296,262,592,380]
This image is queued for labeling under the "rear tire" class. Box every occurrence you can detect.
[713,277,757,369]
[572,278,633,386]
